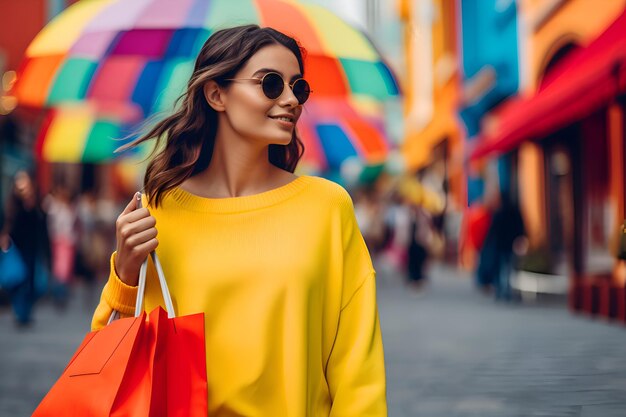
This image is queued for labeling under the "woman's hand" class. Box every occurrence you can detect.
[114,193,158,286]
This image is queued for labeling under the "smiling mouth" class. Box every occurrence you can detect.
[269,115,295,123]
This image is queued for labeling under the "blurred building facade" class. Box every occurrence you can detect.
[398,0,464,262]
[458,0,521,207]
[472,0,626,319]
[399,0,626,321]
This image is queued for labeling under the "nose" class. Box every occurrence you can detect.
[278,84,299,108]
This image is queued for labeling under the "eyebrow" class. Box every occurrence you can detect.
[252,68,303,82]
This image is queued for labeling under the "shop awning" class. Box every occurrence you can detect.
[470,9,626,160]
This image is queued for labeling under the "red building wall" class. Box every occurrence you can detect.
[0,0,79,72]
[0,0,47,71]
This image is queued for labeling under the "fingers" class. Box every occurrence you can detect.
[127,226,158,247]
[116,192,156,245]
[119,216,157,240]
[122,207,152,224]
[134,237,159,255]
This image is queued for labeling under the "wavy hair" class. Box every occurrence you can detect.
[118,25,306,207]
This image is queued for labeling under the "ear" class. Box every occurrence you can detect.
[203,80,226,112]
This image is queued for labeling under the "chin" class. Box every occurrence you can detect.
[275,135,294,145]
[265,131,294,146]
[269,140,293,147]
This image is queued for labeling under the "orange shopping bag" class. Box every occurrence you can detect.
[32,250,208,416]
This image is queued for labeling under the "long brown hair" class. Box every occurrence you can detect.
[118,25,306,207]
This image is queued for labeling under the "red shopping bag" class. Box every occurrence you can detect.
[157,307,208,417]
[33,248,207,416]
[32,310,155,416]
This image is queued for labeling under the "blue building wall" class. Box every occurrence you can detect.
[458,0,520,204]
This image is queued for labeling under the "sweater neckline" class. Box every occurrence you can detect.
[166,175,312,213]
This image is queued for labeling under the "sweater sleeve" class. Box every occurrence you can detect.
[326,188,387,416]
[91,251,139,330]
[326,272,387,416]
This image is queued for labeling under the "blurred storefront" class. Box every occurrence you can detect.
[469,0,626,320]
[398,0,464,262]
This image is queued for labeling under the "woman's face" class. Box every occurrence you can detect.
[219,44,304,146]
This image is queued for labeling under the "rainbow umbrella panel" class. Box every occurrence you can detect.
[13,0,400,168]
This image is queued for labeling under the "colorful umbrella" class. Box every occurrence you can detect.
[13,0,400,170]
[299,98,389,170]
[36,102,146,163]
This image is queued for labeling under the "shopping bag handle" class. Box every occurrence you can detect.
[134,193,176,319]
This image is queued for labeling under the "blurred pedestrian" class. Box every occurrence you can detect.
[73,191,99,305]
[406,204,433,292]
[395,176,441,293]
[90,25,387,415]
[459,202,492,271]
[0,170,51,327]
[472,186,502,294]
[381,192,411,273]
[354,187,389,255]
[44,184,78,309]
[483,191,526,301]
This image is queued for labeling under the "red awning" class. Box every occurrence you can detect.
[471,9,626,160]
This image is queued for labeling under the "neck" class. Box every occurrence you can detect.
[185,119,286,198]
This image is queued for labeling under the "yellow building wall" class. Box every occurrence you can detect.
[399,0,463,204]
[397,0,417,118]
[518,142,545,248]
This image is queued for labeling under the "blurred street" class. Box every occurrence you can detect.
[3,1,626,416]
[2,265,626,417]
[379,265,626,417]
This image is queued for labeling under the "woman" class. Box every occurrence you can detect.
[1,170,51,326]
[91,25,387,416]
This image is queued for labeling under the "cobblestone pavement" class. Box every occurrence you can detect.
[2,264,626,416]
[377,263,626,417]
[0,285,99,417]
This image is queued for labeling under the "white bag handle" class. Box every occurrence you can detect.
[134,251,176,318]
[134,194,176,319]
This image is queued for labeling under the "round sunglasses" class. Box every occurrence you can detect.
[225,72,312,105]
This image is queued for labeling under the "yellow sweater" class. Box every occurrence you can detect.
[92,175,387,416]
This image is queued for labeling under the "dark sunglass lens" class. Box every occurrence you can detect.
[292,79,311,104]
[262,73,284,99]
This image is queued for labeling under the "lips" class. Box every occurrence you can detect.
[268,114,295,123]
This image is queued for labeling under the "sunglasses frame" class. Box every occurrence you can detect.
[225,72,312,105]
